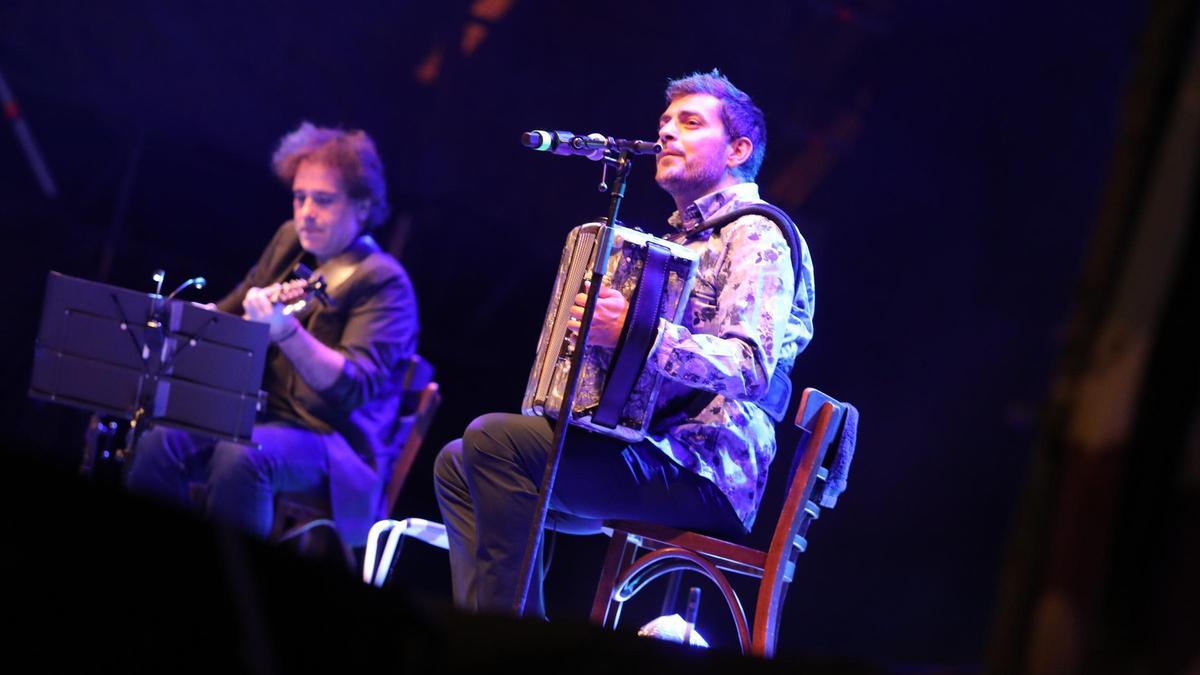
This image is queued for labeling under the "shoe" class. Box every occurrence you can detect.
[636,614,709,648]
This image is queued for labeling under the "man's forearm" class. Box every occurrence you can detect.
[275,323,347,391]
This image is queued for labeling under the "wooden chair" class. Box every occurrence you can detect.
[358,356,448,586]
[589,387,858,657]
[272,355,442,568]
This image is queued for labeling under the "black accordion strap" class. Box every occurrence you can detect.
[592,242,672,428]
[683,203,803,288]
[680,203,803,423]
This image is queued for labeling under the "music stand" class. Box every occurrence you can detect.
[29,271,270,471]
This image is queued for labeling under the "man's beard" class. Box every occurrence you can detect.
[655,157,727,201]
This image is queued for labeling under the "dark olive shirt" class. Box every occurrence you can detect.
[215,221,419,471]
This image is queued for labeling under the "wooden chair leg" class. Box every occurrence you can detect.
[751,575,792,658]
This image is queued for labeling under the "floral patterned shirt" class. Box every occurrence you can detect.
[644,182,815,530]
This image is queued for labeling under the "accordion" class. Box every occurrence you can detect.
[522,222,699,442]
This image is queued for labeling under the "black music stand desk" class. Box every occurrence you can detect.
[30,271,269,454]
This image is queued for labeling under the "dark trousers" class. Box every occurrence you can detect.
[124,422,329,538]
[432,412,744,618]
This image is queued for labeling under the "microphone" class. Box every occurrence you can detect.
[521,130,661,159]
[521,130,604,160]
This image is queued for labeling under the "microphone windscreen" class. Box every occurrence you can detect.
[521,130,552,151]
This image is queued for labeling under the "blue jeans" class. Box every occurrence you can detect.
[433,412,744,618]
[124,422,329,538]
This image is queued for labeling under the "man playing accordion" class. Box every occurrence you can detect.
[434,70,815,617]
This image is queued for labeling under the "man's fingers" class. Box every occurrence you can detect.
[242,288,276,322]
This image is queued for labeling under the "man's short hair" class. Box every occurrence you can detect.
[665,69,766,182]
[271,122,390,229]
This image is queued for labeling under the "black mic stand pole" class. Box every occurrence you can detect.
[512,149,634,615]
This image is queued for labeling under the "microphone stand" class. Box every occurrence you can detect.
[512,148,634,615]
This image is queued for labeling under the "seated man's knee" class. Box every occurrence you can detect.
[433,439,464,487]
[209,441,268,484]
[460,413,514,470]
[132,426,188,464]
[125,426,191,490]
[135,425,170,449]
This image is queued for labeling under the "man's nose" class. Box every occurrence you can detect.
[658,120,677,144]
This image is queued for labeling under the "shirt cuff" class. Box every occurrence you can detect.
[646,317,680,376]
[317,356,359,406]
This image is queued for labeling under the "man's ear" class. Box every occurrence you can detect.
[727,136,753,171]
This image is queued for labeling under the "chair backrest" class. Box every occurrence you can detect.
[379,355,442,517]
[764,388,855,573]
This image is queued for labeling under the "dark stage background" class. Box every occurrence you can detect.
[0,1,1150,669]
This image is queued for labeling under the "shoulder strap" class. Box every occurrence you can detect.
[684,203,804,295]
[681,203,804,423]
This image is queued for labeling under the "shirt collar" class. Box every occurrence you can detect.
[667,182,762,231]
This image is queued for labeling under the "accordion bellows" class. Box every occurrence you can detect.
[523,222,699,442]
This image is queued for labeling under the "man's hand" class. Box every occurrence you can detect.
[567,281,628,349]
[243,284,299,341]
[243,283,343,390]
